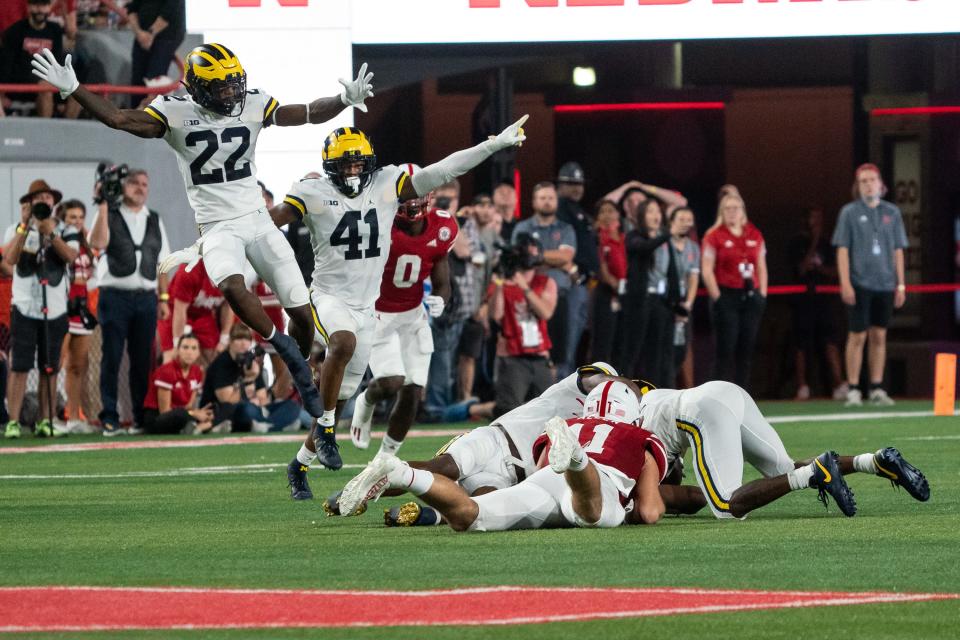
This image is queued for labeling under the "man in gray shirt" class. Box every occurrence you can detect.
[832,163,908,407]
[511,182,577,372]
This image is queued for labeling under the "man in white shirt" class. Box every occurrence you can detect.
[88,169,171,435]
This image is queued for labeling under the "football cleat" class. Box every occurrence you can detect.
[338,454,401,516]
[286,458,313,500]
[314,430,343,471]
[544,416,579,474]
[384,502,439,527]
[323,490,366,517]
[873,447,930,502]
[811,451,857,517]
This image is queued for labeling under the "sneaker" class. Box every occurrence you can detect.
[209,420,232,434]
[795,385,811,401]
[271,332,325,418]
[52,420,70,437]
[127,425,145,435]
[314,430,343,471]
[338,454,402,516]
[251,420,272,434]
[34,419,54,438]
[844,388,863,408]
[66,419,95,435]
[322,490,366,516]
[810,451,857,517]
[384,502,438,527]
[544,415,580,474]
[873,447,930,502]
[101,422,125,437]
[286,458,314,500]
[832,382,850,401]
[350,392,374,450]
[4,421,21,439]
[868,388,896,407]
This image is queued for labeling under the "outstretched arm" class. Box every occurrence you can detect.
[272,63,375,127]
[399,115,528,201]
[31,49,163,138]
[269,202,302,227]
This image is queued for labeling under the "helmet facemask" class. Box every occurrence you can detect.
[323,154,377,198]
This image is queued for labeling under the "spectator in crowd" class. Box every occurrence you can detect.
[458,194,497,401]
[3,179,79,439]
[142,333,214,434]
[125,0,184,107]
[88,168,170,435]
[701,192,768,390]
[493,181,516,241]
[489,233,557,416]
[157,258,233,366]
[432,179,460,219]
[618,198,669,380]
[668,206,701,387]
[788,206,846,401]
[199,323,300,433]
[833,163,907,407]
[555,161,598,376]
[605,179,688,234]
[512,182,576,375]
[1,0,64,118]
[58,199,97,433]
[0,246,11,430]
[590,199,626,365]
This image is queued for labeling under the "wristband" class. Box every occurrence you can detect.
[16,223,28,236]
[219,333,230,346]
[159,293,170,302]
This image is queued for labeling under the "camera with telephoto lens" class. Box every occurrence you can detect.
[31,202,53,221]
[495,233,544,279]
[94,162,129,205]
[236,345,266,371]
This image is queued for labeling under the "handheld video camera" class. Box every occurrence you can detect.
[495,233,544,279]
[94,162,129,206]
[236,345,266,371]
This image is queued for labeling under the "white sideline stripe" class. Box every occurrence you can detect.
[0,463,365,480]
[902,435,960,441]
[0,592,951,632]
[767,410,937,424]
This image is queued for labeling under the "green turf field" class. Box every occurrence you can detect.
[2,400,958,638]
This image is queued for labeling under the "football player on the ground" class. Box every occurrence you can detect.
[637,380,930,519]
[336,380,667,531]
[271,117,528,479]
[30,44,375,420]
[348,169,457,458]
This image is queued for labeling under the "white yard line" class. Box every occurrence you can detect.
[0,463,366,480]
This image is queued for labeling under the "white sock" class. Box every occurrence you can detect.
[568,448,589,472]
[853,453,877,474]
[379,435,403,457]
[296,444,316,467]
[787,464,815,491]
[355,392,375,423]
[319,410,336,428]
[394,465,434,496]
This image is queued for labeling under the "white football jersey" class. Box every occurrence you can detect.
[283,166,405,310]
[144,89,280,224]
[637,388,685,464]
[495,372,589,469]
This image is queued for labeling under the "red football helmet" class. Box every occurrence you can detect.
[398,163,429,222]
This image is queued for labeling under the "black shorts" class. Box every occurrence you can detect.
[10,308,68,373]
[846,288,894,333]
[457,318,485,360]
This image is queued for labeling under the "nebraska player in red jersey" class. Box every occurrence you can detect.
[157,259,234,365]
[337,380,667,530]
[350,179,457,457]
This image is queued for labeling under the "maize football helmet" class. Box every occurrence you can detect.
[322,127,377,197]
[183,43,246,118]
[397,164,428,222]
[582,380,641,425]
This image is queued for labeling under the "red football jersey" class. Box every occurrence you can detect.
[376,209,459,313]
[144,360,204,411]
[534,418,668,485]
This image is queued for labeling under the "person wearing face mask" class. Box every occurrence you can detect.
[701,193,768,391]
[3,180,79,439]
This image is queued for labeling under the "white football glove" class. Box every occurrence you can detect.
[425,295,445,318]
[339,62,375,113]
[158,240,201,277]
[490,114,528,152]
[31,49,79,99]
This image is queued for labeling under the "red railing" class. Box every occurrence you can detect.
[0,55,184,97]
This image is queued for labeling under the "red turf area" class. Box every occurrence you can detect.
[0,586,955,632]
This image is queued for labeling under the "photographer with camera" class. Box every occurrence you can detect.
[199,323,300,433]
[88,165,171,435]
[488,232,558,417]
[3,180,79,439]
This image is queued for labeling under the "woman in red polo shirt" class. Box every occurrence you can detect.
[143,334,213,434]
[590,199,626,364]
[701,193,768,389]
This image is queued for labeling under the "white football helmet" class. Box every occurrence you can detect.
[582,380,641,425]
